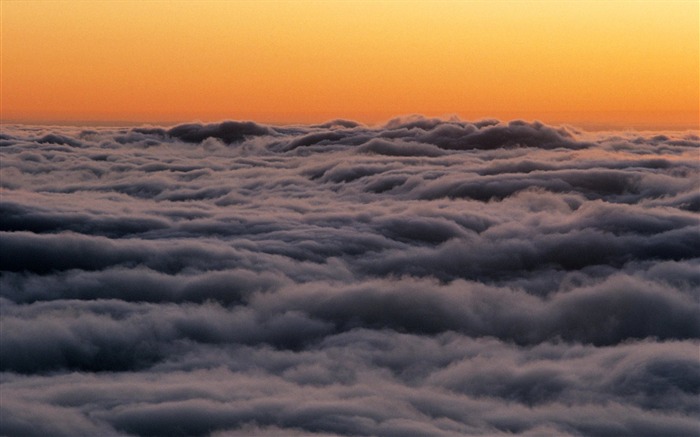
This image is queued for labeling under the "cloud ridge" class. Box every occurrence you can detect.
[1,117,699,436]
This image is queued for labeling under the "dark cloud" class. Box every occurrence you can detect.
[0,200,170,236]
[377,118,588,151]
[312,119,364,129]
[35,133,85,148]
[166,121,274,144]
[1,117,698,436]
[358,138,447,157]
[280,131,348,152]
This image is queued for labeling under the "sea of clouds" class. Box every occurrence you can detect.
[1,116,698,436]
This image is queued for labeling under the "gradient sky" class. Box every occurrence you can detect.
[2,0,698,127]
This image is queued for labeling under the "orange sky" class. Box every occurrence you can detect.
[1,1,698,128]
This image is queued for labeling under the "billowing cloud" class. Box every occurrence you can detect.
[1,117,698,436]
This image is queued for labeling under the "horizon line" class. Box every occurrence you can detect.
[2,116,698,133]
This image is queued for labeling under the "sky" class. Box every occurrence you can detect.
[1,0,699,128]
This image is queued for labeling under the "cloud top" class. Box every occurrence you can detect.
[1,117,698,436]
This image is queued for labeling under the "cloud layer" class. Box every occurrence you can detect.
[1,117,699,436]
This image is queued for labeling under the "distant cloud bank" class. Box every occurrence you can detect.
[1,117,699,436]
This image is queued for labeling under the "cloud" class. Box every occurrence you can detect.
[1,116,698,435]
[165,121,275,144]
[358,138,447,157]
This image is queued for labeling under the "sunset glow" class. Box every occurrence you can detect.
[2,0,698,127]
